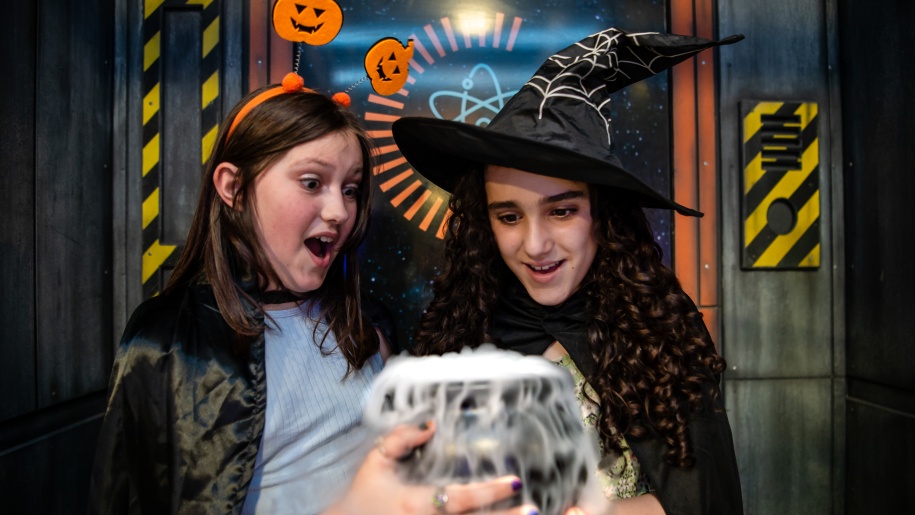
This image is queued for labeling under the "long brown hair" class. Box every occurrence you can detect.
[412,167,725,467]
[165,84,378,371]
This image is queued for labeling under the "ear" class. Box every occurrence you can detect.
[213,162,240,207]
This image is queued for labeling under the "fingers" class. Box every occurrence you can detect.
[488,505,541,515]
[434,475,524,513]
[375,420,436,460]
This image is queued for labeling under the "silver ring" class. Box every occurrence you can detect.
[432,486,448,514]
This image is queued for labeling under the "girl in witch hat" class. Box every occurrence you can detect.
[396,28,745,515]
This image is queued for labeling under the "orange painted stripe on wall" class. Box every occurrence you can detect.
[672,60,700,303]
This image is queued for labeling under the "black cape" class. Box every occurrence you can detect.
[88,284,396,514]
[490,280,743,514]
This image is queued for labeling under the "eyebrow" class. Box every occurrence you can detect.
[290,157,331,170]
[487,190,586,211]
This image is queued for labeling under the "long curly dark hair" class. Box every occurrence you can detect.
[412,167,725,468]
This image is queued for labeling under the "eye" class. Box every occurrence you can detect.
[302,178,320,191]
[496,213,520,225]
[342,184,360,200]
[551,207,578,218]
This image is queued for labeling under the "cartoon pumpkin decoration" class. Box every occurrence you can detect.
[364,38,415,96]
[272,0,343,46]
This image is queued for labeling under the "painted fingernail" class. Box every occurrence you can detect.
[511,479,522,491]
[418,420,429,430]
[528,510,540,515]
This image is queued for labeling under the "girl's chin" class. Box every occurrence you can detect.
[523,285,574,306]
[278,274,329,294]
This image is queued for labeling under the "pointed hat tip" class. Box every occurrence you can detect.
[718,34,745,45]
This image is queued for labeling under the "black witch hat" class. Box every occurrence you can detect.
[391,27,743,216]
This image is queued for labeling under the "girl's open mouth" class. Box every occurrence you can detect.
[304,236,334,258]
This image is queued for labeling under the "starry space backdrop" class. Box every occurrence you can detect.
[298,0,673,350]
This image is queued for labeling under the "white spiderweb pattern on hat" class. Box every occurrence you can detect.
[526,28,702,148]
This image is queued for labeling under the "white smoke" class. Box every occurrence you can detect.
[363,345,608,515]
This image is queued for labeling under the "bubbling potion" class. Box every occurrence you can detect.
[362,345,606,515]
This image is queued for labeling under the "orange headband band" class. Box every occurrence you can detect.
[226,73,315,139]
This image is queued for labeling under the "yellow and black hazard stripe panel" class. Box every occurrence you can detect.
[740,101,820,269]
[141,0,221,298]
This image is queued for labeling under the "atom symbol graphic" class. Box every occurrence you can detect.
[428,64,517,127]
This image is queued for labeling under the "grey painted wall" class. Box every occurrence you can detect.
[718,0,845,512]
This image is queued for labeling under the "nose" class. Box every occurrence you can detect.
[321,189,351,225]
[523,219,553,258]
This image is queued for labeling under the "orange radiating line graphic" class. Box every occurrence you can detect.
[494,13,504,48]
[375,144,399,155]
[425,24,446,57]
[391,180,422,207]
[368,94,404,109]
[411,34,435,64]
[380,170,413,191]
[435,207,452,239]
[404,190,433,220]
[420,198,444,231]
[441,17,458,51]
[506,17,522,51]
[367,13,524,241]
[374,156,407,176]
[365,112,400,122]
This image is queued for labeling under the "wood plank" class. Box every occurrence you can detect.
[0,409,104,512]
[0,0,38,421]
[35,0,115,407]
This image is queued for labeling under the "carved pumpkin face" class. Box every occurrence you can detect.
[272,0,343,45]
[364,38,414,96]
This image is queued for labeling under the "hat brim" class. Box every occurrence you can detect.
[391,117,702,217]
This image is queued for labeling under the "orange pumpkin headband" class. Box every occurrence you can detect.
[225,72,351,140]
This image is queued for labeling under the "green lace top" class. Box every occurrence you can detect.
[549,350,654,500]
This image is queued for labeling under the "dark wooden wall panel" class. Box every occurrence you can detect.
[839,0,915,392]
[161,8,203,245]
[838,0,915,511]
[35,0,115,408]
[0,414,103,513]
[0,0,248,510]
[846,380,915,513]
[0,0,38,421]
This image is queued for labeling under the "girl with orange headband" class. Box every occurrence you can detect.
[88,75,538,515]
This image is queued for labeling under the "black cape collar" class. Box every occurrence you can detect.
[489,276,597,378]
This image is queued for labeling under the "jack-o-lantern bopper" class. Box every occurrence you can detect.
[364,37,415,96]
[270,0,413,102]
[272,0,344,46]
